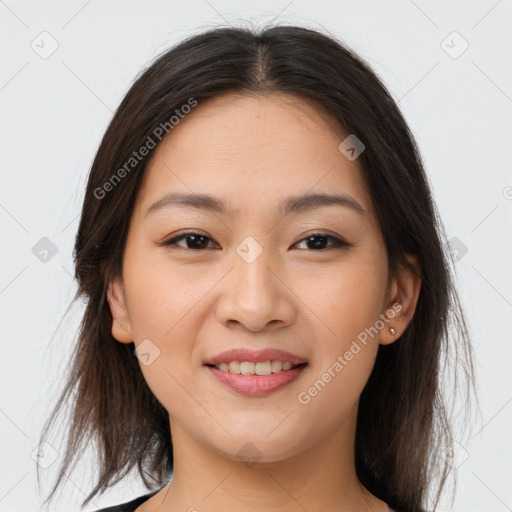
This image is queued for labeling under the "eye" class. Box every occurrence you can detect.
[293,232,351,251]
[162,232,218,250]
[161,231,351,251]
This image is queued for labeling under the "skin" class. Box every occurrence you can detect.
[107,92,421,512]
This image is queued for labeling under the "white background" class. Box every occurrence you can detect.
[1,1,511,511]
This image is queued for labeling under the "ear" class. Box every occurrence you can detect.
[106,276,134,344]
[379,253,422,345]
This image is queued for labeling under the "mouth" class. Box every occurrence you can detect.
[204,361,308,375]
[202,348,309,396]
[204,361,309,397]
[203,347,308,368]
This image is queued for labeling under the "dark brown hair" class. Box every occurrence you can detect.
[38,23,476,512]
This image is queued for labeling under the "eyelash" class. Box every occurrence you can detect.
[161,231,352,252]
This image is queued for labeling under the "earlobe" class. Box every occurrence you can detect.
[380,253,422,346]
[106,277,134,344]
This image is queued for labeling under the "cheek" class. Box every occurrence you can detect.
[302,257,387,345]
[122,238,214,338]
[300,255,386,404]
[295,342,377,438]
[296,265,385,422]
[120,244,219,402]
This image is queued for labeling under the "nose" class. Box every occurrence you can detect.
[215,246,296,333]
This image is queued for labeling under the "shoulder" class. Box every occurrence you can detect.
[92,489,160,512]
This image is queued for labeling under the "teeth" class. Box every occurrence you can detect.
[215,360,298,374]
[228,361,240,373]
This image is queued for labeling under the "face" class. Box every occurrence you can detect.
[107,92,416,465]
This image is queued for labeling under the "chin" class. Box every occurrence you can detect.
[209,434,305,466]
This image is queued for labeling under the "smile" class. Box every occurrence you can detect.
[205,362,308,397]
[210,360,302,375]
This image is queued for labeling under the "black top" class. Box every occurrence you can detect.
[93,489,160,512]
[94,490,399,512]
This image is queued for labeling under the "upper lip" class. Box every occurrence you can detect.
[204,348,308,366]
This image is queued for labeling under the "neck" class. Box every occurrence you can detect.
[145,411,387,512]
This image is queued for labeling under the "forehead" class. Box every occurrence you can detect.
[136,92,374,222]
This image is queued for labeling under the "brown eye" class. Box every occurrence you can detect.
[161,231,352,252]
[294,233,351,251]
[162,233,218,250]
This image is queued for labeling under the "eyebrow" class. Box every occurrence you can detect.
[145,191,366,218]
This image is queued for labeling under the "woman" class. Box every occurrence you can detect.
[38,24,476,512]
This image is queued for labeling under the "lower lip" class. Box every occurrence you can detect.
[205,364,308,397]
